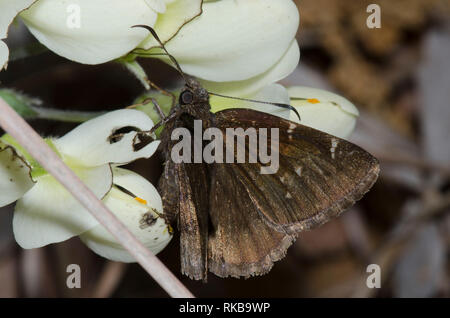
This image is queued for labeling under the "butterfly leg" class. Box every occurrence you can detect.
[145,79,177,110]
[149,97,167,122]
[125,80,176,115]
[126,95,173,120]
[148,110,178,135]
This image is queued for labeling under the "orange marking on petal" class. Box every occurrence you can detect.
[135,197,147,205]
[307,98,320,104]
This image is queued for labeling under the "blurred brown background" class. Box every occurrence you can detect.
[0,0,449,297]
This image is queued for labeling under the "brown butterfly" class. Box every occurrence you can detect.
[134,26,380,281]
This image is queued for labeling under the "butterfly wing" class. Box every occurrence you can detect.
[159,154,210,280]
[158,126,296,280]
[158,114,210,280]
[176,162,210,280]
[158,159,179,223]
[207,163,296,278]
[205,108,379,277]
[159,108,379,279]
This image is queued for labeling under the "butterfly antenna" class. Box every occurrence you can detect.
[131,25,189,84]
[208,91,301,121]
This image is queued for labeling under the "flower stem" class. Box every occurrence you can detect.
[31,106,106,123]
[0,89,106,123]
[120,59,151,90]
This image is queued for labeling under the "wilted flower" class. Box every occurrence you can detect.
[0,109,172,262]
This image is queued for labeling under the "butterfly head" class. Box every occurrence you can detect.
[179,77,209,106]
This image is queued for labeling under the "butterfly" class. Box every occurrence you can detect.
[133,26,380,281]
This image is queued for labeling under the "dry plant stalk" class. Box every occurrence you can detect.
[0,98,194,298]
[91,262,128,298]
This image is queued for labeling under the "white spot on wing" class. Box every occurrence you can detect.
[295,167,302,176]
[330,138,339,159]
[287,123,296,134]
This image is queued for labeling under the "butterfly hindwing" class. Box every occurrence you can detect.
[207,163,295,278]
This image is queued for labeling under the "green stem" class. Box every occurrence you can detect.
[31,106,106,123]
[119,59,151,90]
[0,88,105,123]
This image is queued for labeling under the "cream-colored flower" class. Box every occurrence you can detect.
[1,0,202,69]
[0,0,38,70]
[0,38,9,70]
[0,141,35,207]
[3,0,300,98]
[207,84,359,139]
[207,40,300,119]
[0,109,171,261]
[142,0,300,83]
[80,167,172,262]
[287,86,359,139]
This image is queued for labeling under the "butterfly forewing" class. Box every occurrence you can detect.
[158,115,210,280]
[215,109,380,235]
[158,159,180,223]
[174,163,210,280]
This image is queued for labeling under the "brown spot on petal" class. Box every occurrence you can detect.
[108,126,141,144]
[139,210,159,229]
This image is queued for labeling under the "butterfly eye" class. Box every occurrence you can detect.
[180,90,194,105]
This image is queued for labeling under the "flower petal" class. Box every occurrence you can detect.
[211,83,291,120]
[139,0,202,48]
[0,40,8,71]
[288,86,359,139]
[53,109,160,167]
[152,0,299,82]
[13,164,112,249]
[20,0,158,64]
[202,40,299,98]
[144,0,167,14]
[80,168,172,262]
[0,0,37,39]
[0,145,34,207]
[0,0,37,71]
